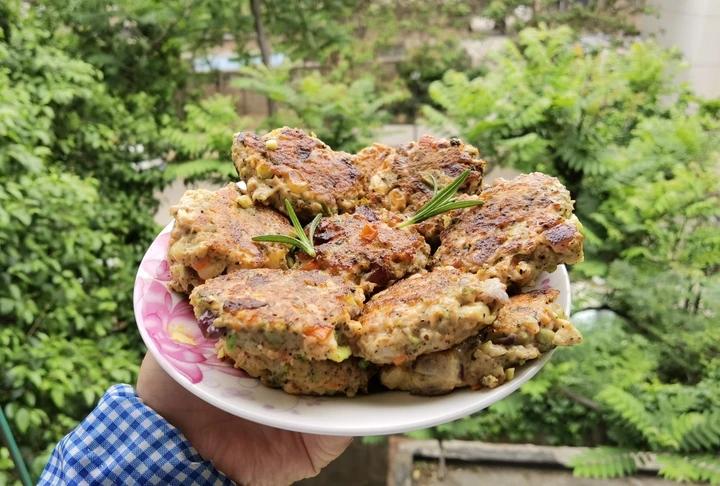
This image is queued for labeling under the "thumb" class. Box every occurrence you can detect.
[299,435,353,479]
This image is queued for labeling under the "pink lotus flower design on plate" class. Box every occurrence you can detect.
[134,228,245,384]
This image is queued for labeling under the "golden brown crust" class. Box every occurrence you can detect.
[380,289,582,395]
[350,267,508,365]
[489,289,560,340]
[218,339,373,397]
[189,269,364,361]
[488,288,582,347]
[357,135,486,241]
[232,127,365,221]
[297,209,430,294]
[167,129,589,397]
[433,172,584,285]
[168,184,293,293]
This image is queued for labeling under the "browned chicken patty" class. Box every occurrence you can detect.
[218,339,374,397]
[349,267,508,365]
[189,269,364,362]
[168,184,294,293]
[356,135,486,241]
[297,209,430,294]
[380,289,582,395]
[433,172,584,286]
[485,289,582,347]
[232,127,365,222]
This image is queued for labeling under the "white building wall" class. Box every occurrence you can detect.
[639,0,720,98]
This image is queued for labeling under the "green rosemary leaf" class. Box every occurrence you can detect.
[431,169,470,204]
[412,170,470,220]
[252,234,306,247]
[422,199,484,219]
[284,198,305,235]
[440,198,485,210]
[254,199,319,256]
[399,169,476,227]
[307,214,322,242]
[421,173,439,195]
[252,235,316,257]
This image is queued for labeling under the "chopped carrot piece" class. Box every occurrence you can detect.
[301,260,320,270]
[392,355,409,366]
[303,325,332,341]
[359,223,378,242]
[191,257,212,272]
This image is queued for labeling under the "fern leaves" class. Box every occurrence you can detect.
[597,386,677,449]
[570,448,639,479]
[672,412,720,452]
[572,449,720,484]
[572,387,720,482]
[658,454,720,485]
[163,159,236,182]
[597,386,720,453]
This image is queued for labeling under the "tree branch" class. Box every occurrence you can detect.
[574,305,631,323]
[558,386,602,411]
[250,0,276,116]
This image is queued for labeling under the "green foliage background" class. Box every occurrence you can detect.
[423,25,720,482]
[232,65,406,152]
[0,2,164,481]
[2,0,719,483]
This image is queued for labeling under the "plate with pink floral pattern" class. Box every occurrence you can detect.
[134,222,571,436]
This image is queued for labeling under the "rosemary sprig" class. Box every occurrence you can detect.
[253,199,321,257]
[398,169,483,228]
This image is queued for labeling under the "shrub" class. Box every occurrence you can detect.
[393,39,476,121]
[0,169,147,482]
[0,5,162,482]
[161,95,247,183]
[422,25,720,482]
[424,26,707,262]
[0,330,141,479]
[233,65,406,152]
[0,172,138,337]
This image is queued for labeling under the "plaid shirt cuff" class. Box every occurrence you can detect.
[38,384,234,485]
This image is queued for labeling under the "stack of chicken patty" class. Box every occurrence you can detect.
[168,127,584,397]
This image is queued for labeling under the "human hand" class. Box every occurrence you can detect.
[136,353,352,486]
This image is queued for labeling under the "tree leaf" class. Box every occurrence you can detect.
[15,408,30,434]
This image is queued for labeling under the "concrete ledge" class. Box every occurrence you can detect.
[388,437,660,486]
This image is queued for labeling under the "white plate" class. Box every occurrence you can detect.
[134,222,570,436]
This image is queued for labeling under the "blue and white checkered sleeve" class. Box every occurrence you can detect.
[38,384,234,485]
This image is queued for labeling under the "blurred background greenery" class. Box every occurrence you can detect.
[1,0,718,483]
